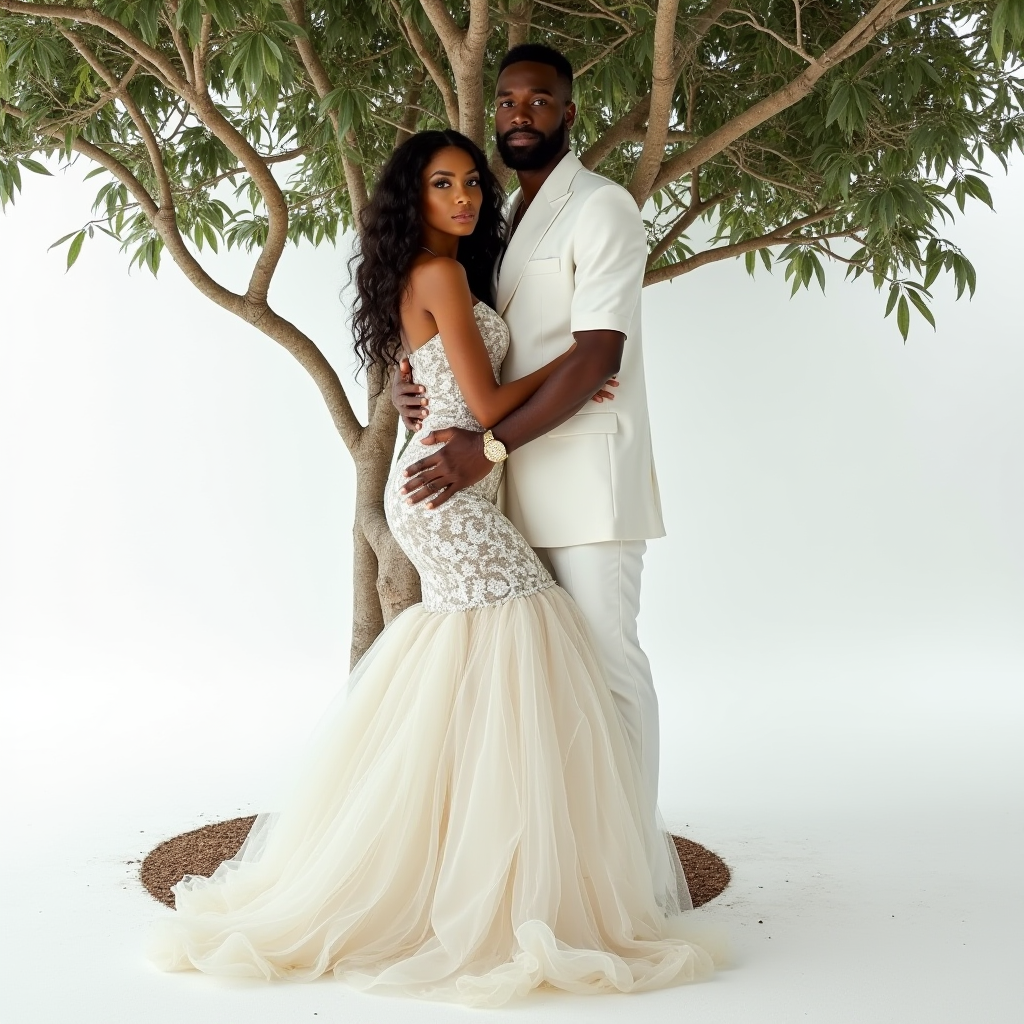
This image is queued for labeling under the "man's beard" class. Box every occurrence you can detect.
[496,121,568,171]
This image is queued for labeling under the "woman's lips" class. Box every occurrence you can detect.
[452,212,476,222]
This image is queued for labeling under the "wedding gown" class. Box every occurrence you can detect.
[148,302,713,1005]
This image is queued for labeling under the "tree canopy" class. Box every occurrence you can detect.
[2,1,1023,341]
[2,1,1023,659]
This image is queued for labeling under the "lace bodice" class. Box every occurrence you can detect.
[409,301,507,435]
[384,302,553,614]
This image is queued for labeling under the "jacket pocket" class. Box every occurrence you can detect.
[548,412,618,437]
[522,257,561,276]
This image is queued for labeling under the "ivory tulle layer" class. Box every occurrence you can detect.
[148,586,713,1005]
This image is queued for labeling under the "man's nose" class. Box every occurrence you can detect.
[509,104,533,125]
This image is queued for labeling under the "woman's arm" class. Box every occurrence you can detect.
[413,258,574,428]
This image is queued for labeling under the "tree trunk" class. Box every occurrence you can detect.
[348,368,421,667]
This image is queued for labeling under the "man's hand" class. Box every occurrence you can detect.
[400,427,491,509]
[391,357,429,432]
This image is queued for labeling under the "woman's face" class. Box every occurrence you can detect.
[420,146,482,239]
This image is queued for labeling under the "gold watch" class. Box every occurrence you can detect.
[482,429,508,463]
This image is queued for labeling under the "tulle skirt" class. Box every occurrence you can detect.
[148,586,713,1005]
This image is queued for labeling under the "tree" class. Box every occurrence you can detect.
[1,1,1022,663]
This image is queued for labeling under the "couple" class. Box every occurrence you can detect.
[149,45,712,1005]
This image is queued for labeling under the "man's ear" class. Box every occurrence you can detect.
[565,101,577,132]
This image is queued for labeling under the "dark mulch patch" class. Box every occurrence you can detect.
[673,834,731,908]
[141,815,257,908]
[141,817,730,910]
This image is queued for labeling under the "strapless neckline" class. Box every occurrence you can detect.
[408,300,486,357]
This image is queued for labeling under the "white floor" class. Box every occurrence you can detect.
[2,637,1021,1024]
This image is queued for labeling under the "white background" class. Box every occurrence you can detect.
[1,160,1021,1022]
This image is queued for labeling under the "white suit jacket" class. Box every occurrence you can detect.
[497,151,665,549]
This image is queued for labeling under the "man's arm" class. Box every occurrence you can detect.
[392,347,617,444]
[399,332,620,505]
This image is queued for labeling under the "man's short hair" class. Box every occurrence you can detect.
[499,44,573,88]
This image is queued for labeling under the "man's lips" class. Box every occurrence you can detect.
[504,131,542,146]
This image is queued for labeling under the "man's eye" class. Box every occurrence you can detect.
[532,99,547,106]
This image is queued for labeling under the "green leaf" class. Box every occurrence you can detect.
[896,294,910,341]
[48,230,81,250]
[19,157,51,176]
[906,287,936,329]
[992,0,1011,61]
[963,174,994,209]
[884,283,900,318]
[66,230,85,271]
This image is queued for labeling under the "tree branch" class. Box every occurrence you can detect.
[674,0,735,69]
[419,0,490,146]
[0,0,190,93]
[580,97,650,170]
[508,0,533,48]
[895,1,960,20]
[629,0,682,202]
[60,29,174,211]
[651,0,915,195]
[161,2,195,86]
[417,0,464,54]
[395,69,425,146]
[583,0,731,174]
[646,189,731,266]
[192,12,212,95]
[284,1,368,227]
[721,10,814,63]
[644,207,837,285]
[575,27,633,78]
[391,0,459,129]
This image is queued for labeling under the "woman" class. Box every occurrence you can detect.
[149,130,713,1005]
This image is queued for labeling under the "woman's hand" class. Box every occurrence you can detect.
[391,357,429,431]
[591,375,618,403]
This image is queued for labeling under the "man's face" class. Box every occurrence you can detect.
[495,61,576,172]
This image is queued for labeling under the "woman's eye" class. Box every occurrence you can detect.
[434,180,450,188]
[467,177,480,187]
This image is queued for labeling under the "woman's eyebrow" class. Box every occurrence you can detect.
[428,169,456,178]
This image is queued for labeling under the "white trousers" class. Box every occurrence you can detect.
[534,541,660,814]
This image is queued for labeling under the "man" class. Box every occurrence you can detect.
[394,44,665,814]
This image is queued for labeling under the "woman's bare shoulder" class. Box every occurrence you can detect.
[408,257,469,306]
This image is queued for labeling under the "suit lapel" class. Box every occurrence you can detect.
[497,152,583,316]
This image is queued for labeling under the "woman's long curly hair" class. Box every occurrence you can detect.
[351,130,506,382]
